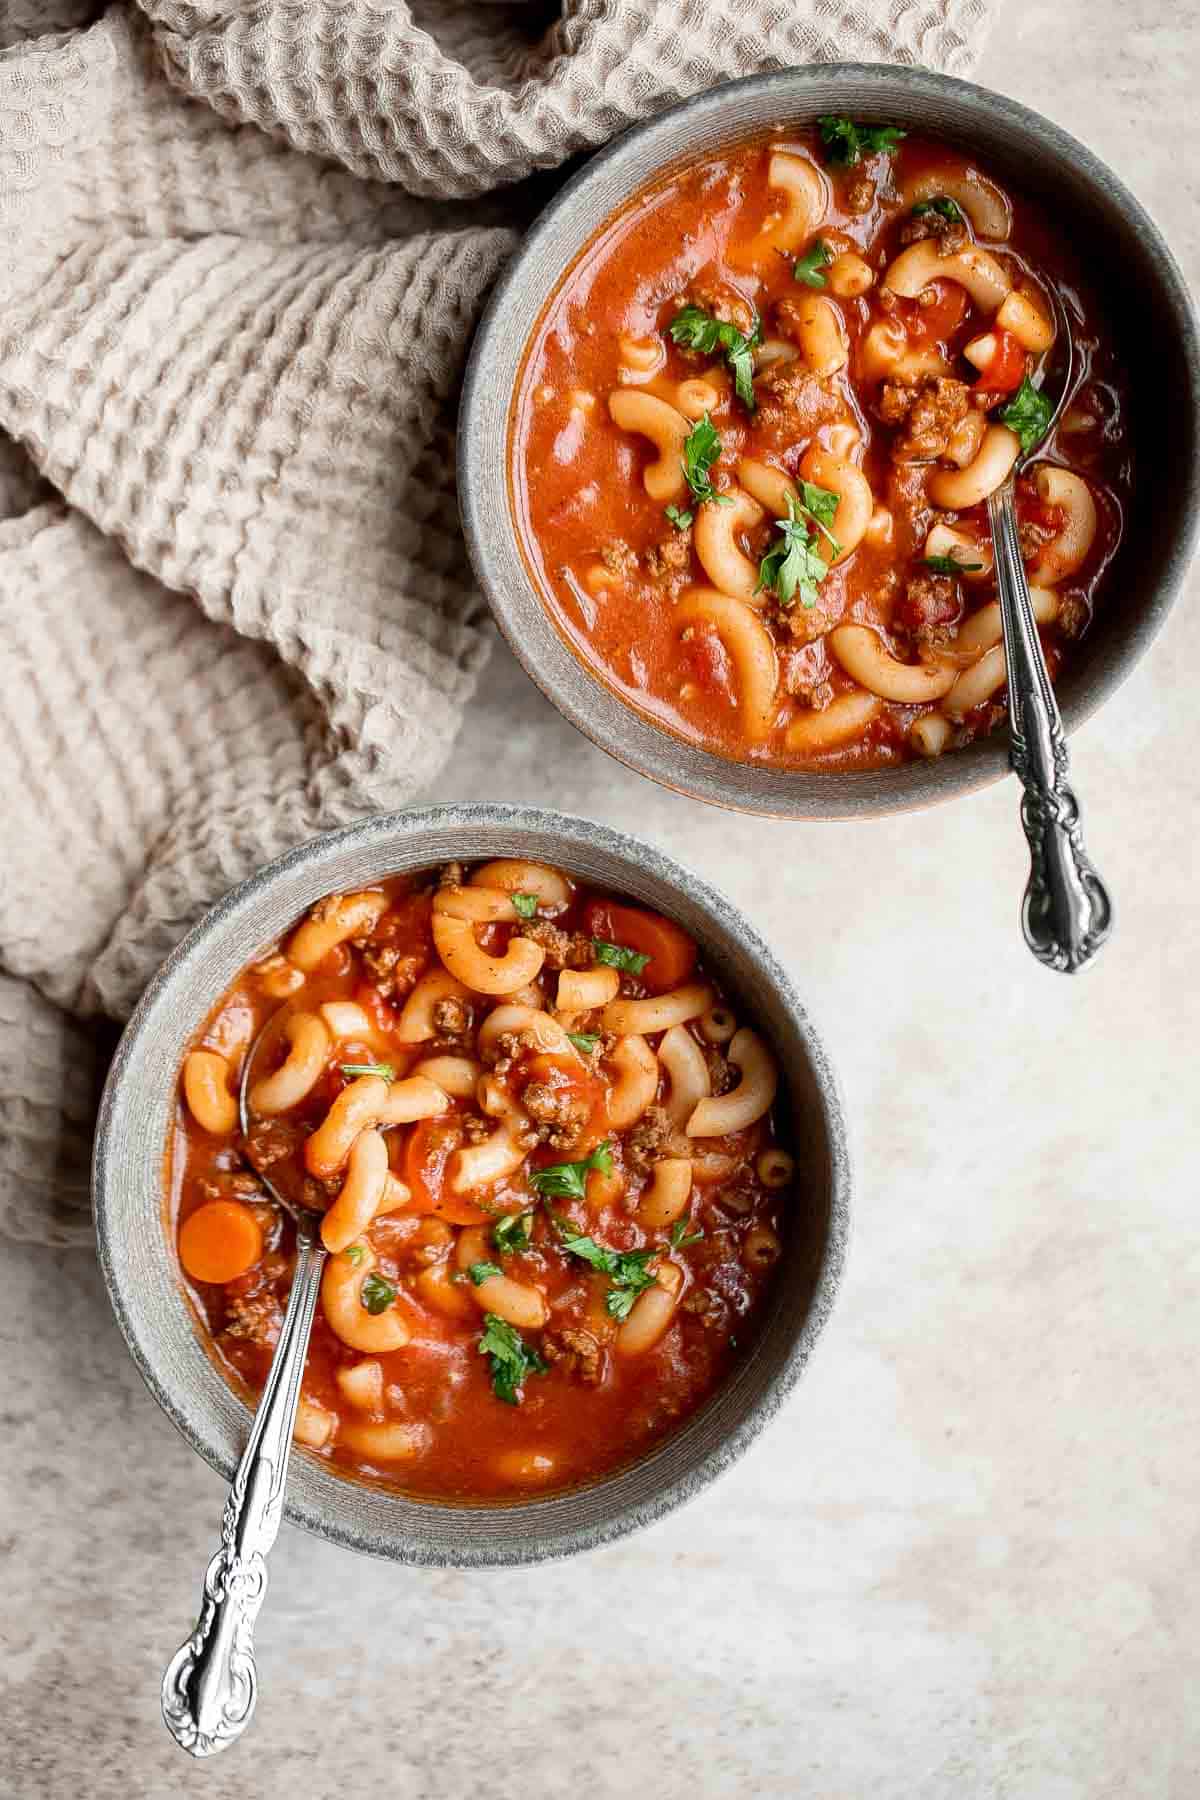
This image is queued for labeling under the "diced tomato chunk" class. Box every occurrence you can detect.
[405,1116,491,1225]
[906,281,971,344]
[582,901,698,996]
[972,327,1026,397]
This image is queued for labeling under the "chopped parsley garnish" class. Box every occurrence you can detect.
[467,1260,503,1286]
[793,239,832,288]
[511,892,539,920]
[340,1062,395,1082]
[343,1244,366,1266]
[923,553,984,576]
[549,1214,660,1319]
[756,492,836,608]
[478,1314,548,1406]
[998,375,1054,454]
[795,480,840,550]
[670,1218,705,1249]
[567,1032,600,1055]
[669,303,762,411]
[530,1141,614,1201]
[680,413,731,510]
[911,196,963,223]
[492,1210,535,1256]
[360,1272,396,1314]
[592,938,651,976]
[665,503,693,530]
[818,115,906,166]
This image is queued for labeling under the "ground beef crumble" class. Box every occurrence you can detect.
[844,173,876,215]
[625,1105,670,1175]
[360,942,425,999]
[895,571,962,647]
[600,539,639,578]
[521,1080,590,1152]
[241,1118,302,1172]
[683,280,755,336]
[431,995,473,1043]
[754,363,844,438]
[644,528,692,581]
[520,919,594,970]
[877,376,971,462]
[222,1291,284,1348]
[542,1327,607,1386]
[897,211,968,254]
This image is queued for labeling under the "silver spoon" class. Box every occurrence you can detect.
[162,1020,328,1757]
[986,291,1112,972]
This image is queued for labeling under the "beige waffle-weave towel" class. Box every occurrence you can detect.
[0,0,996,1246]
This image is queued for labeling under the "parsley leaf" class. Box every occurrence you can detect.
[998,375,1054,454]
[492,1211,534,1256]
[670,1218,705,1249]
[343,1244,366,1266]
[360,1272,396,1315]
[912,196,963,223]
[818,115,907,166]
[665,504,693,530]
[797,480,840,549]
[478,1314,548,1406]
[680,413,732,509]
[669,304,762,412]
[756,493,834,608]
[468,1260,503,1286]
[793,239,832,288]
[340,1062,395,1082]
[592,938,651,976]
[530,1141,615,1201]
[923,553,984,576]
[548,1214,660,1316]
[567,1031,600,1054]
[511,892,539,920]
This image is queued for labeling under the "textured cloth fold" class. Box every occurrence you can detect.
[0,0,995,1247]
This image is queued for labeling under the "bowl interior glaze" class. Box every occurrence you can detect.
[93,806,850,1566]
[459,65,1199,818]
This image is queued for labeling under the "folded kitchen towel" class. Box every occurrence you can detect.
[0,0,995,1247]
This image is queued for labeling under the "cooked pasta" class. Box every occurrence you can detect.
[513,123,1128,770]
[172,863,796,1499]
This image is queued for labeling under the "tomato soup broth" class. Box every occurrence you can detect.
[171,864,793,1499]
[510,124,1130,770]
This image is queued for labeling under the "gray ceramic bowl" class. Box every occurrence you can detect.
[93,805,850,1566]
[460,64,1199,818]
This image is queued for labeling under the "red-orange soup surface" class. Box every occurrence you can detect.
[510,125,1131,770]
[170,863,793,1498]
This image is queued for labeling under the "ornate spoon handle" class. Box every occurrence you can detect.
[161,1229,326,1756]
[988,484,1112,972]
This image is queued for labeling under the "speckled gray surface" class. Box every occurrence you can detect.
[4,2,1200,1793]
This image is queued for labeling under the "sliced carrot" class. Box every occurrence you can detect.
[583,901,698,995]
[180,1200,264,1285]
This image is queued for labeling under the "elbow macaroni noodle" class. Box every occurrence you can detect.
[517,125,1124,770]
[175,864,795,1497]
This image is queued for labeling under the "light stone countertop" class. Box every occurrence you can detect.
[3,5,1197,1795]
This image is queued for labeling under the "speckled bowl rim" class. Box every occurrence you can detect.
[459,63,1200,820]
[93,805,851,1567]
